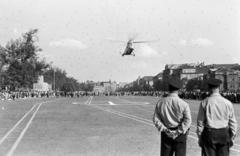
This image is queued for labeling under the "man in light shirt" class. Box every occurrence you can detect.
[197,78,238,156]
[153,77,192,156]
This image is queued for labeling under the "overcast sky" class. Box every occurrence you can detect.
[0,0,240,82]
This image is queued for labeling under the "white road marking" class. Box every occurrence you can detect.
[96,103,151,106]
[6,102,43,156]
[84,96,93,105]
[118,98,151,105]
[108,101,116,105]
[91,105,153,126]
[134,107,153,113]
[89,103,240,153]
[88,96,93,104]
[0,104,37,145]
[90,104,198,136]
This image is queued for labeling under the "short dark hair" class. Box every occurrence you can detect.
[168,84,179,92]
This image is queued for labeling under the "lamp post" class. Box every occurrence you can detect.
[49,62,56,96]
[53,68,55,92]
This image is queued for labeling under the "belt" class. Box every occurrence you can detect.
[204,127,229,131]
[168,127,178,130]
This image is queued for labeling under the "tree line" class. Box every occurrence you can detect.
[0,29,91,92]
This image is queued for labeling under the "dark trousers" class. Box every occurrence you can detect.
[160,131,187,156]
[201,127,230,156]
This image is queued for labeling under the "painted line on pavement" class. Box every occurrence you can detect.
[108,101,116,105]
[89,96,93,104]
[0,99,56,146]
[89,103,240,153]
[84,96,93,105]
[6,102,43,156]
[90,104,198,140]
[91,105,153,127]
[116,97,151,105]
[0,104,37,145]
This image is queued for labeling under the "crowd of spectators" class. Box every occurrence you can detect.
[0,90,54,100]
[179,91,240,103]
[1,90,240,104]
[116,91,240,104]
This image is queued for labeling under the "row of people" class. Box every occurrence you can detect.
[0,91,54,100]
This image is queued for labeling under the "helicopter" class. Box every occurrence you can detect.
[110,38,159,56]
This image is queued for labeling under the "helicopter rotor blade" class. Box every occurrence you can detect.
[132,39,160,43]
[108,39,126,43]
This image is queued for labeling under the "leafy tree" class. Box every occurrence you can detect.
[153,79,168,91]
[2,29,48,90]
[185,78,208,91]
[0,46,8,87]
[61,82,75,92]
[43,67,81,92]
[79,82,94,92]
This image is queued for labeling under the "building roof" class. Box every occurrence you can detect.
[165,62,205,70]
[142,76,154,81]
[196,67,209,74]
[155,72,163,78]
[206,64,239,69]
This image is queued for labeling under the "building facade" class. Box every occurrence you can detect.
[163,63,240,91]
[33,75,52,92]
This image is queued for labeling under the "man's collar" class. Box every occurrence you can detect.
[210,92,221,97]
[168,92,179,97]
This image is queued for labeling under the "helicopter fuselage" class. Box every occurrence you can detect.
[122,41,135,56]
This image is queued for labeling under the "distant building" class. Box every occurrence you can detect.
[126,63,240,92]
[93,81,117,94]
[162,63,240,91]
[210,68,240,91]
[141,76,154,87]
[163,63,207,81]
[206,64,239,70]
[226,70,240,91]
[210,68,227,91]
[118,82,128,88]
[93,84,105,93]
[33,75,52,92]
[154,72,163,80]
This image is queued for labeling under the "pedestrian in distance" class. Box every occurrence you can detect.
[153,77,192,156]
[197,78,238,156]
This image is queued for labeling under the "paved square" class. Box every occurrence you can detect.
[0,96,239,156]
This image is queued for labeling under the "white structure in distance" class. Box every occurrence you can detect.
[33,75,52,92]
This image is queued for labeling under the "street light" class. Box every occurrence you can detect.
[53,68,55,92]
[49,62,56,95]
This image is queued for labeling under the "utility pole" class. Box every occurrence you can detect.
[53,69,56,93]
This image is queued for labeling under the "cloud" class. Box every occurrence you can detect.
[179,39,187,46]
[179,38,214,47]
[190,38,214,46]
[49,38,87,49]
[137,44,166,58]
